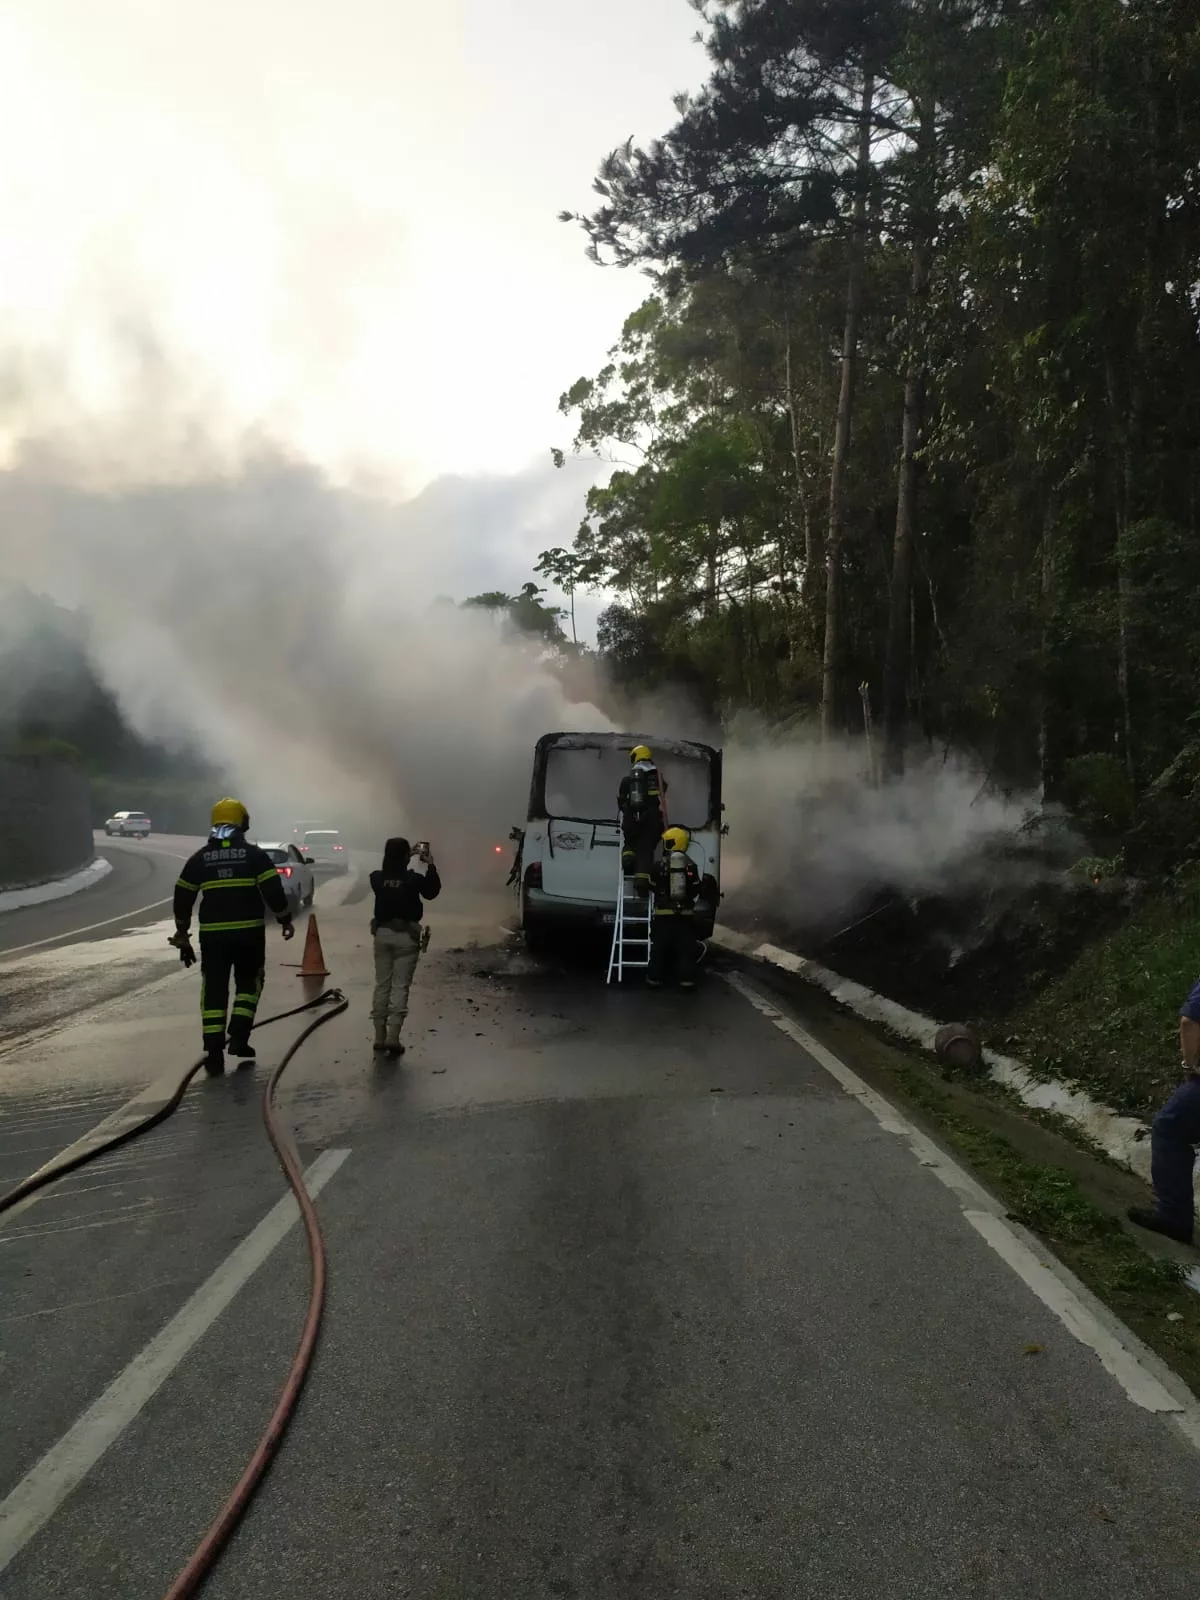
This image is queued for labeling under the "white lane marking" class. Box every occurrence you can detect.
[963,1209,1185,1414]
[0,1147,350,1573]
[722,970,1200,1446]
[0,896,174,959]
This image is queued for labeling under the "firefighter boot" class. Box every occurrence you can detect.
[385,1024,406,1060]
[373,1022,388,1052]
[227,1029,256,1066]
[204,1047,225,1078]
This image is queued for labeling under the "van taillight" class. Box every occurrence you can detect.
[524,863,542,888]
[281,866,293,878]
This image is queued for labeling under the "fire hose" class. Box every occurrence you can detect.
[0,986,350,1598]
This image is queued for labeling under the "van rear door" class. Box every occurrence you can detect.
[537,743,630,907]
[540,820,622,904]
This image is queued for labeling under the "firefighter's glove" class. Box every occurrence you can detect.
[169,931,196,968]
[279,916,296,942]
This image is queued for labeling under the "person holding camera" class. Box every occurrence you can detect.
[369,836,441,1058]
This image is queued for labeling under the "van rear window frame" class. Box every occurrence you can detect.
[527,732,722,828]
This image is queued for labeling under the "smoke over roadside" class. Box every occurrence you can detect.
[721,717,1076,941]
[0,397,1069,919]
[0,441,614,865]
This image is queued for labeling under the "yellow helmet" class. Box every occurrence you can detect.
[631,744,652,763]
[211,796,249,830]
[663,826,690,852]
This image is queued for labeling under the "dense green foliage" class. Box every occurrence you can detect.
[554,0,1200,845]
[1011,869,1200,1117]
[460,583,571,644]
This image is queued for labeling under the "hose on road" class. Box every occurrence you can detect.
[0,985,350,1600]
[161,989,349,1598]
[0,987,346,1216]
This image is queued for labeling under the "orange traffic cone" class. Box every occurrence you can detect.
[296,912,330,978]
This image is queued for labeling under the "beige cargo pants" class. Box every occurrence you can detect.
[372,922,421,1038]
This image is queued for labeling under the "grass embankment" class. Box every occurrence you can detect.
[1006,871,1200,1120]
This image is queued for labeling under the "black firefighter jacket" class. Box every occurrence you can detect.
[174,827,290,936]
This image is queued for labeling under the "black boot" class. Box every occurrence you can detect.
[1127,1206,1194,1245]
[227,1035,256,1067]
[204,1048,225,1078]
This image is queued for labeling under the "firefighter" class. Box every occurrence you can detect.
[171,798,295,1076]
[646,825,701,991]
[618,744,666,898]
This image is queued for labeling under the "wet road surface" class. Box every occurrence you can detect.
[0,835,365,1052]
[0,834,194,1051]
[0,833,194,959]
[2,890,1200,1598]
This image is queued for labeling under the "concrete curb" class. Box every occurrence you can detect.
[711,923,1159,1185]
[0,857,113,915]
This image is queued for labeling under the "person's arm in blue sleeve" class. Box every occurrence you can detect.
[1180,980,1200,1072]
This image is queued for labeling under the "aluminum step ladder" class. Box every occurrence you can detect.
[606,858,653,984]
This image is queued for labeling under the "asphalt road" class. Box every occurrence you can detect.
[0,832,194,959]
[2,889,1200,1598]
[0,834,363,1052]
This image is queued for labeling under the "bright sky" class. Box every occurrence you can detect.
[0,0,706,494]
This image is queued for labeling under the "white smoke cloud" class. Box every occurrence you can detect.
[0,360,1066,924]
[719,714,1069,939]
[0,432,614,867]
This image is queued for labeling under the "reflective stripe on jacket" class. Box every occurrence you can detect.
[174,830,290,933]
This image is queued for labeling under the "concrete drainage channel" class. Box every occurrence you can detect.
[711,924,1200,1297]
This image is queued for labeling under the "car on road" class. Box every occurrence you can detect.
[303,829,349,875]
[104,810,152,838]
[256,841,316,911]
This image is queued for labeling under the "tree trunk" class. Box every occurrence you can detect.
[706,540,719,617]
[820,72,875,742]
[1037,494,1058,803]
[882,98,936,772]
[1105,335,1143,793]
[1116,399,1141,792]
[785,320,821,610]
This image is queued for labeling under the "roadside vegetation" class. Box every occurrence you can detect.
[527,0,1200,1345]
[530,0,1200,874]
[524,0,1200,1154]
[1008,870,1200,1120]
